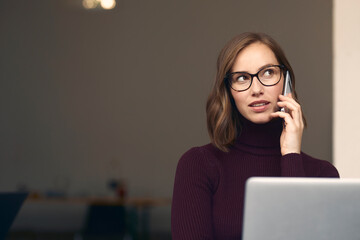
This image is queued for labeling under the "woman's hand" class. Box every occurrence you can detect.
[270,93,304,156]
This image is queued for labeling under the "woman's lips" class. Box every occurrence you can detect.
[248,100,270,112]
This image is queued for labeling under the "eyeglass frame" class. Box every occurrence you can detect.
[224,64,286,92]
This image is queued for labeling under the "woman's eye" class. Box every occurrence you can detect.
[236,75,249,82]
[263,69,274,77]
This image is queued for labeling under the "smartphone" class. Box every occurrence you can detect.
[280,71,292,112]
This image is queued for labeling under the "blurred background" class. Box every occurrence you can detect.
[0,0,358,239]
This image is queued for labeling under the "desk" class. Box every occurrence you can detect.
[27,195,171,206]
[27,195,171,239]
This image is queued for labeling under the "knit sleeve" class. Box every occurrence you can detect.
[171,147,219,240]
[301,152,340,178]
[281,152,340,178]
[316,160,340,177]
[281,153,306,177]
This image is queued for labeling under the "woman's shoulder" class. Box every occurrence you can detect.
[301,152,340,177]
[183,142,223,156]
[175,144,221,188]
[176,143,222,173]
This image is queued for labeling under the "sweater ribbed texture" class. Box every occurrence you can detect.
[171,119,339,240]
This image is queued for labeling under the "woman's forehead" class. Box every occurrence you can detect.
[232,42,278,73]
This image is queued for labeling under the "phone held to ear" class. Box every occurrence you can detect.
[280,71,292,112]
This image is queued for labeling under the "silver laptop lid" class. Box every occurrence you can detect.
[242,177,360,240]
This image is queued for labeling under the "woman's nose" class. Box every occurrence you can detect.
[250,77,264,96]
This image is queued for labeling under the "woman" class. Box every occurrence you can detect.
[171,32,339,239]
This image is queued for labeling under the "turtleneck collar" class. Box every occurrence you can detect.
[233,117,283,155]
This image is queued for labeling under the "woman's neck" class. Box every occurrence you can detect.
[235,117,283,149]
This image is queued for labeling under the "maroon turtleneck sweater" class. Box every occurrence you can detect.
[171,119,339,240]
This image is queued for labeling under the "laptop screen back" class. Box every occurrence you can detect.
[0,192,28,240]
[242,177,360,240]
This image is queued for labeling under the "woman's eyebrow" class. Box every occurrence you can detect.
[255,63,276,72]
[233,63,277,73]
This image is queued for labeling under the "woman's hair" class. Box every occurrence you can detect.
[206,32,306,152]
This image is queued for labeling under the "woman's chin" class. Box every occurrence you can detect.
[247,114,272,124]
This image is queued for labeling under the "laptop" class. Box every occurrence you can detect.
[242,177,360,240]
[0,192,28,240]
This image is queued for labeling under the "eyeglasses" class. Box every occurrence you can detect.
[225,64,285,92]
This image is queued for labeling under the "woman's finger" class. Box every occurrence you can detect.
[277,101,301,126]
[278,94,303,127]
[270,111,295,129]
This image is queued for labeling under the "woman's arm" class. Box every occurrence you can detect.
[171,147,217,240]
[271,94,340,178]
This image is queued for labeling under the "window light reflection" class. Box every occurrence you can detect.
[82,0,116,10]
[100,0,116,9]
[82,0,97,9]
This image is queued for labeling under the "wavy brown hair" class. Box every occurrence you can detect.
[206,32,305,152]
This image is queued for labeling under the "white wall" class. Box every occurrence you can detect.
[333,0,360,177]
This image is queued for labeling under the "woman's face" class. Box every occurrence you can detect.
[230,42,284,124]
